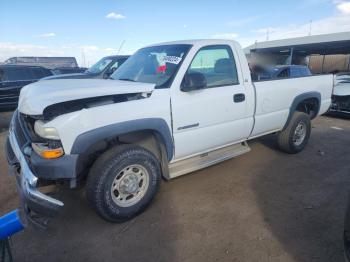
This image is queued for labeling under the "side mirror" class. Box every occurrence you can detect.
[181,72,207,92]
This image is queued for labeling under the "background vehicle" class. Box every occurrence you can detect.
[43,55,130,80]
[270,65,312,78]
[330,73,350,114]
[6,39,333,226]
[51,67,87,75]
[4,56,78,69]
[0,65,52,110]
[251,64,312,81]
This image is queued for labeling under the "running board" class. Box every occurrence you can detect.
[167,142,251,179]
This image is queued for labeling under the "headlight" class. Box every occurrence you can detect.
[34,120,60,140]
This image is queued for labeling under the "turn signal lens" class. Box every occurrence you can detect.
[32,143,64,159]
[41,148,64,159]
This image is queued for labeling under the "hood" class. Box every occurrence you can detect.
[333,82,350,96]
[18,79,155,115]
[41,73,93,80]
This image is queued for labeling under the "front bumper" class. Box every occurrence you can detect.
[6,128,64,228]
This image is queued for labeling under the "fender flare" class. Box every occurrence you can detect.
[283,91,321,130]
[70,118,174,161]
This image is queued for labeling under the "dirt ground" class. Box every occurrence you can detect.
[1,111,350,262]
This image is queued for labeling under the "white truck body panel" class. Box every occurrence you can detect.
[251,75,333,137]
[169,40,255,159]
[46,89,172,154]
[18,79,155,115]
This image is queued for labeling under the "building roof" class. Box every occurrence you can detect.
[245,31,350,55]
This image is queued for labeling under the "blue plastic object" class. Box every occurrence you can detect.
[0,210,24,240]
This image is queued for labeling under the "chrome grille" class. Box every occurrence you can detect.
[5,137,17,165]
[12,111,30,150]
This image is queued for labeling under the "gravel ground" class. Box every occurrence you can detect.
[0,111,349,262]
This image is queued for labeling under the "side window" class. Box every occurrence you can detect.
[32,68,50,79]
[109,60,119,70]
[302,67,312,76]
[118,58,128,66]
[290,67,297,77]
[106,60,120,76]
[31,68,42,79]
[3,68,32,81]
[25,68,36,80]
[277,68,289,78]
[187,45,239,88]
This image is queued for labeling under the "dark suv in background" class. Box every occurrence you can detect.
[0,65,53,110]
[43,55,130,80]
[251,64,312,81]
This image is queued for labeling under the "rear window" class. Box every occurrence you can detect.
[2,68,32,81]
[277,68,289,78]
[291,67,312,77]
[300,67,311,76]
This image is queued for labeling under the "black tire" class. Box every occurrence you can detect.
[86,145,161,222]
[277,112,311,154]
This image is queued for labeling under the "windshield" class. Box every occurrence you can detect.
[111,44,191,88]
[86,57,113,74]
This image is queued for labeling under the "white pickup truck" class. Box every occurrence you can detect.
[6,39,333,225]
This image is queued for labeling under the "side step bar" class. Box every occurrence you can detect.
[168,142,251,179]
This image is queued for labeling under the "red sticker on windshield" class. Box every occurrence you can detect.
[157,65,167,73]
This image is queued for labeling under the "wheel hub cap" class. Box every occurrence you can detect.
[293,122,307,146]
[120,174,139,194]
[111,164,150,207]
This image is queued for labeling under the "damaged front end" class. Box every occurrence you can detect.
[6,111,64,228]
[7,78,155,227]
[7,90,152,228]
[42,92,150,120]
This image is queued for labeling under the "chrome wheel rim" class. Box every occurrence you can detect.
[111,164,150,207]
[293,121,307,146]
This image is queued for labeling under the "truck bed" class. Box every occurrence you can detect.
[250,74,333,138]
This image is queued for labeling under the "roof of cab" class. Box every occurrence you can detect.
[103,55,130,60]
[145,39,241,48]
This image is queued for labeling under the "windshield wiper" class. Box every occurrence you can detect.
[118,78,136,82]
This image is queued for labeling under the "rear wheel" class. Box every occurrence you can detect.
[86,145,161,222]
[277,112,311,154]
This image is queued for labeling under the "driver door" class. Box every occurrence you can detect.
[171,45,252,160]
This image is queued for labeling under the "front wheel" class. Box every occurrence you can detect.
[86,145,161,222]
[277,112,311,154]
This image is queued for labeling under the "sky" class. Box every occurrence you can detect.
[1,0,350,67]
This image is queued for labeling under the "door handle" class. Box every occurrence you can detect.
[233,93,245,103]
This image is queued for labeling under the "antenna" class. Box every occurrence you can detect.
[308,20,313,36]
[117,40,126,55]
[81,51,86,67]
[266,28,269,41]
